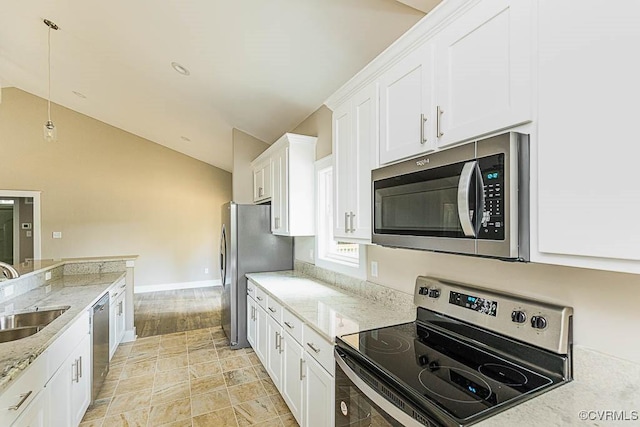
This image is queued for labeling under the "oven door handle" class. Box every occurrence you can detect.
[335,350,426,427]
[457,161,479,237]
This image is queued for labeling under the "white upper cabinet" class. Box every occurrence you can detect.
[434,0,532,148]
[252,133,317,236]
[379,42,435,164]
[533,0,640,273]
[252,160,272,203]
[333,83,376,242]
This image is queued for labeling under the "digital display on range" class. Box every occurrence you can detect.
[449,291,497,316]
[450,371,497,405]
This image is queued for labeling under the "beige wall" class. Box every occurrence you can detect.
[0,88,231,287]
[232,129,269,204]
[291,101,640,364]
[291,105,333,160]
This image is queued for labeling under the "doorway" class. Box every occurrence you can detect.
[0,191,41,264]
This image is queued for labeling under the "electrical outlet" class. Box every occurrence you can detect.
[370,261,378,278]
[45,271,52,280]
[52,231,62,239]
[204,268,209,274]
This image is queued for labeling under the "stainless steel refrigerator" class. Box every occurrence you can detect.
[220,202,293,349]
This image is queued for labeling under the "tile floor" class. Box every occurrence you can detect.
[80,326,299,427]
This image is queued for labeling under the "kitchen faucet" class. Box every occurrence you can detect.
[0,262,20,279]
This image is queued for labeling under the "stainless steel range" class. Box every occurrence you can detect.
[335,277,573,426]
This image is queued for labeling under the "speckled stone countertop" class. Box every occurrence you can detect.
[246,271,416,343]
[6,255,137,278]
[0,271,125,393]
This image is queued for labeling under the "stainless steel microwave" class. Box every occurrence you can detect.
[372,132,529,261]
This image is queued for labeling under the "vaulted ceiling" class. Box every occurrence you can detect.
[0,1,439,171]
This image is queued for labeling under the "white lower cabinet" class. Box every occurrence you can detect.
[266,315,284,391]
[0,352,47,427]
[281,332,304,425]
[12,389,47,427]
[46,328,91,427]
[255,304,268,364]
[245,287,335,427]
[302,354,334,427]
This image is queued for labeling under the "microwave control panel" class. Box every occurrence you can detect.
[479,155,505,240]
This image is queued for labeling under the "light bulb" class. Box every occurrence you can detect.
[44,120,57,142]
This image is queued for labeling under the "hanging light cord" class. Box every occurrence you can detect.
[47,24,52,122]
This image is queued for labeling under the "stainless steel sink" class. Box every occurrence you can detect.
[0,306,70,339]
[0,326,44,343]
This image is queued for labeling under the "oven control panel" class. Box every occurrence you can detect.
[414,276,573,354]
[479,154,505,241]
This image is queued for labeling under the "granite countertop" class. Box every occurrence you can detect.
[246,270,416,343]
[6,255,138,279]
[0,271,125,393]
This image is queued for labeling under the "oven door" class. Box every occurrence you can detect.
[335,350,434,427]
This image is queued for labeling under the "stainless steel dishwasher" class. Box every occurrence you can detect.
[92,292,110,403]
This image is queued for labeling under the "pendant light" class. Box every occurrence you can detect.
[43,19,59,142]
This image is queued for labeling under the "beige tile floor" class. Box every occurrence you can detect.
[80,327,299,427]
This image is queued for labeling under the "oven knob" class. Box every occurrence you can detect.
[511,310,527,324]
[419,287,429,296]
[531,316,547,329]
[428,288,441,299]
[428,361,440,372]
[418,355,429,366]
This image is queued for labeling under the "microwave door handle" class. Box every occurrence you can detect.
[458,161,478,237]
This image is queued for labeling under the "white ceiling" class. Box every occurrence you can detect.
[0,1,429,172]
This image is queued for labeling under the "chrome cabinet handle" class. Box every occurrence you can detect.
[344,212,349,233]
[8,390,32,411]
[72,359,78,383]
[349,212,355,233]
[268,307,276,313]
[247,287,253,293]
[299,358,305,380]
[79,356,83,379]
[436,106,444,138]
[258,187,263,197]
[256,296,263,301]
[278,334,284,354]
[284,321,294,329]
[457,161,479,238]
[275,332,280,350]
[420,113,428,144]
[307,342,321,353]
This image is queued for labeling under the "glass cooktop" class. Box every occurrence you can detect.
[337,319,562,422]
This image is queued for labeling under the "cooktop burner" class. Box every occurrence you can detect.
[359,331,412,354]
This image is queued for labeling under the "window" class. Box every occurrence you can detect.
[315,156,366,278]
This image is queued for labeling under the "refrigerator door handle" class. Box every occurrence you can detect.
[220,224,227,287]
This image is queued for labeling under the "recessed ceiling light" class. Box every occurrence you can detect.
[72,91,86,99]
[180,136,191,142]
[171,62,190,76]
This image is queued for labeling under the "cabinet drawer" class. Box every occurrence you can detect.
[265,298,283,324]
[282,309,303,345]
[303,326,334,376]
[47,310,91,379]
[255,288,267,309]
[246,280,257,300]
[0,352,47,426]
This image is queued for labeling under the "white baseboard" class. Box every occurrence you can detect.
[135,279,221,294]
[122,328,137,343]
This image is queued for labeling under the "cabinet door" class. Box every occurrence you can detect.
[116,294,126,344]
[255,305,267,364]
[253,167,264,202]
[109,296,117,360]
[303,355,334,427]
[379,42,434,164]
[265,315,283,391]
[332,102,352,240]
[246,296,256,348]
[435,0,532,148]
[536,0,640,266]
[271,148,289,234]
[46,355,72,427]
[282,332,304,425]
[70,334,92,426]
[12,390,47,427]
[350,84,376,240]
